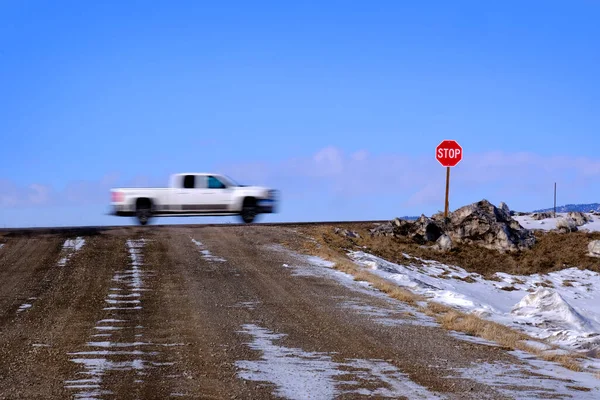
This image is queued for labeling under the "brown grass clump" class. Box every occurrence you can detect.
[562,280,575,287]
[566,385,592,392]
[540,354,583,372]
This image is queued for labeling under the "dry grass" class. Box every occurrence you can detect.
[298,224,600,278]
[562,280,575,287]
[421,302,585,372]
[456,275,477,283]
[540,354,583,372]
[293,224,590,374]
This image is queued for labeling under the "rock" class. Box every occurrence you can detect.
[334,228,360,239]
[391,218,414,236]
[433,234,453,252]
[531,212,553,220]
[499,202,511,217]
[445,199,536,252]
[556,217,578,233]
[567,212,592,227]
[373,200,536,252]
[588,240,600,258]
[369,222,395,237]
[411,215,444,243]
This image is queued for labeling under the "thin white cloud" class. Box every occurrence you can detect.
[216,146,600,213]
[3,148,600,215]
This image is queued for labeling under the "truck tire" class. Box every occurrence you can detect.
[240,197,258,223]
[135,199,152,225]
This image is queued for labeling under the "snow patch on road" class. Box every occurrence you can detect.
[236,324,442,399]
[57,237,85,266]
[17,303,32,312]
[191,237,227,262]
[453,348,600,398]
[269,244,437,327]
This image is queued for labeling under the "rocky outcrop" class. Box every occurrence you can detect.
[370,200,536,253]
[445,200,535,252]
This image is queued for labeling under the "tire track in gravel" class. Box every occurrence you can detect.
[0,234,127,399]
[64,236,184,399]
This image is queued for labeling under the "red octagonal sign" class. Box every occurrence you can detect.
[436,140,463,167]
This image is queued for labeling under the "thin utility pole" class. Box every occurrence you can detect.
[554,182,557,218]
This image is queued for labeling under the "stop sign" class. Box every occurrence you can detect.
[436,140,463,167]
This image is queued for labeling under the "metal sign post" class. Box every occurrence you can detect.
[436,140,463,218]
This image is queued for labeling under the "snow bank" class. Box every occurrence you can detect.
[515,212,600,232]
[348,251,600,352]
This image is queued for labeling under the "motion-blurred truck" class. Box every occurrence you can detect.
[109,173,278,225]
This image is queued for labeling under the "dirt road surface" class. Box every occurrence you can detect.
[0,224,597,399]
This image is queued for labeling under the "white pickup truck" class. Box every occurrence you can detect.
[109,173,278,225]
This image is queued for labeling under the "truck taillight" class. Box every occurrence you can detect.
[111,191,124,203]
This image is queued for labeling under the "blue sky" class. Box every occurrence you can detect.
[1,1,599,227]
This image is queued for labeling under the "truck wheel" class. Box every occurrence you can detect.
[135,200,152,225]
[240,198,257,223]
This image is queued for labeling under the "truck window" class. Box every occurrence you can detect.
[207,176,226,189]
[183,175,195,189]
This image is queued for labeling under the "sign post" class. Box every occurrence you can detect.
[436,140,463,218]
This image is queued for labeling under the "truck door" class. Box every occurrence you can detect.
[201,175,233,211]
[174,174,205,212]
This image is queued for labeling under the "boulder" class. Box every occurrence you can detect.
[588,240,600,258]
[369,222,395,237]
[411,215,444,243]
[432,234,453,252]
[334,228,360,239]
[445,199,536,252]
[531,212,553,220]
[556,217,578,233]
[499,202,511,217]
[567,212,592,227]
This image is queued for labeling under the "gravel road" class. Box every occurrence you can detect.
[0,224,594,399]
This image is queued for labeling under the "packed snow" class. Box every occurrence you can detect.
[57,237,86,266]
[348,250,600,354]
[65,238,179,398]
[235,324,442,399]
[454,349,600,399]
[515,212,600,232]
[191,238,227,262]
